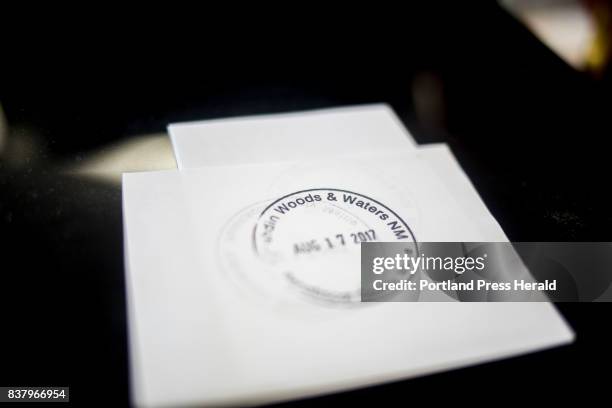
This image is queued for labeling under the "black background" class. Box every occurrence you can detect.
[1,3,611,406]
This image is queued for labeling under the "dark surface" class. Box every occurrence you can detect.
[1,4,611,406]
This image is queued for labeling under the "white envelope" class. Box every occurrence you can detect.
[168,104,417,169]
[123,152,574,407]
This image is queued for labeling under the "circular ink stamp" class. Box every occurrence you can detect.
[218,188,417,306]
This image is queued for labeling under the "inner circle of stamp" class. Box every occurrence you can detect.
[251,188,417,304]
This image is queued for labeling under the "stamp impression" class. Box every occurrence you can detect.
[219,188,417,306]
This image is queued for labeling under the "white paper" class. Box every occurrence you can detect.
[123,153,574,407]
[167,105,503,239]
[168,104,417,169]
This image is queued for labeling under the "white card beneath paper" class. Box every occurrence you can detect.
[123,153,573,407]
[168,104,417,169]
